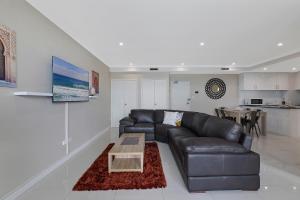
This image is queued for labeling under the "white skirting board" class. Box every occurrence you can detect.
[1,126,110,200]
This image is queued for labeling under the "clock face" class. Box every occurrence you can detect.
[205,78,226,99]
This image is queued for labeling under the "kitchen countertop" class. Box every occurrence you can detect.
[240,105,300,109]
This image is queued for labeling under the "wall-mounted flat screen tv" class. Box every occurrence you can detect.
[52,56,89,102]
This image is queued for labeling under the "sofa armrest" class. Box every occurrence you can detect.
[239,132,253,151]
[180,137,249,154]
[119,116,135,126]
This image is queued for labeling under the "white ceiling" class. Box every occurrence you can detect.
[26,0,300,73]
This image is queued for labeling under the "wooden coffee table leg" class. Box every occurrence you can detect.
[108,153,112,173]
[140,153,144,173]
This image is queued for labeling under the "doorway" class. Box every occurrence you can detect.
[171,80,191,111]
[111,80,138,127]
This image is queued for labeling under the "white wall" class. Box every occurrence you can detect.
[0,0,110,198]
[170,74,239,115]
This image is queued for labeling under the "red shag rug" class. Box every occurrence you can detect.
[73,142,167,190]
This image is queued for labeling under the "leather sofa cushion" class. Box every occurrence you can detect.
[154,110,165,123]
[181,111,196,130]
[124,123,154,133]
[179,137,248,154]
[155,123,175,143]
[119,117,135,126]
[185,151,260,177]
[191,113,210,136]
[168,127,196,164]
[130,109,154,123]
[155,124,176,137]
[168,127,197,141]
[202,116,242,142]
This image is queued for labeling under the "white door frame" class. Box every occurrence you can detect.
[111,79,139,127]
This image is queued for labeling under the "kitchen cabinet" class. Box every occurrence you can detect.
[239,72,291,90]
[262,108,300,138]
[275,73,290,90]
[241,106,300,138]
[239,73,259,90]
[264,108,289,135]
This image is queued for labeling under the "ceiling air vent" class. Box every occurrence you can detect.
[149,67,159,71]
[221,67,230,71]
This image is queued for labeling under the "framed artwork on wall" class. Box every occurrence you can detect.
[0,25,17,88]
[91,70,99,95]
[52,56,90,102]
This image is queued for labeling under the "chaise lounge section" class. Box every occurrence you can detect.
[119,109,260,192]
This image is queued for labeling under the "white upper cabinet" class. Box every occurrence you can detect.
[239,73,257,90]
[239,72,291,90]
[275,73,290,90]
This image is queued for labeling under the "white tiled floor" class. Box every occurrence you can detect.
[252,133,300,177]
[16,129,300,200]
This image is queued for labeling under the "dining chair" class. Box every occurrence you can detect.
[255,109,262,135]
[215,108,220,118]
[241,108,250,127]
[219,108,236,121]
[245,111,260,137]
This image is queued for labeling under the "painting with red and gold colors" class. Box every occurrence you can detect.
[92,71,99,94]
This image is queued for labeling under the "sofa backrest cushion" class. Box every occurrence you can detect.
[202,116,242,142]
[181,111,197,130]
[191,113,210,136]
[130,109,155,123]
[155,110,168,123]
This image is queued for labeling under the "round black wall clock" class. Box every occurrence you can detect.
[205,78,226,99]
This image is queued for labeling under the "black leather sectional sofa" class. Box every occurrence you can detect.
[119,109,260,192]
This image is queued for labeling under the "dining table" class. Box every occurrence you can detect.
[216,107,266,135]
[217,107,252,124]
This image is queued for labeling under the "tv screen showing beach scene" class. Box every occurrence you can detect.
[52,56,89,102]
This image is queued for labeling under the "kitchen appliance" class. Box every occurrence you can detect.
[250,98,263,105]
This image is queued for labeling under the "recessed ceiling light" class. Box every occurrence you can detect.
[264,186,268,190]
[277,42,283,47]
[292,67,297,71]
[119,42,124,46]
[292,186,297,190]
[232,62,236,66]
[263,67,268,71]
[200,42,205,46]
[128,68,136,72]
[177,67,186,72]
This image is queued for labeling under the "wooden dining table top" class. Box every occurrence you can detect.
[217,107,252,114]
[216,107,256,124]
[218,107,252,114]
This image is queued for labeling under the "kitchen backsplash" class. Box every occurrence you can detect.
[239,90,300,105]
